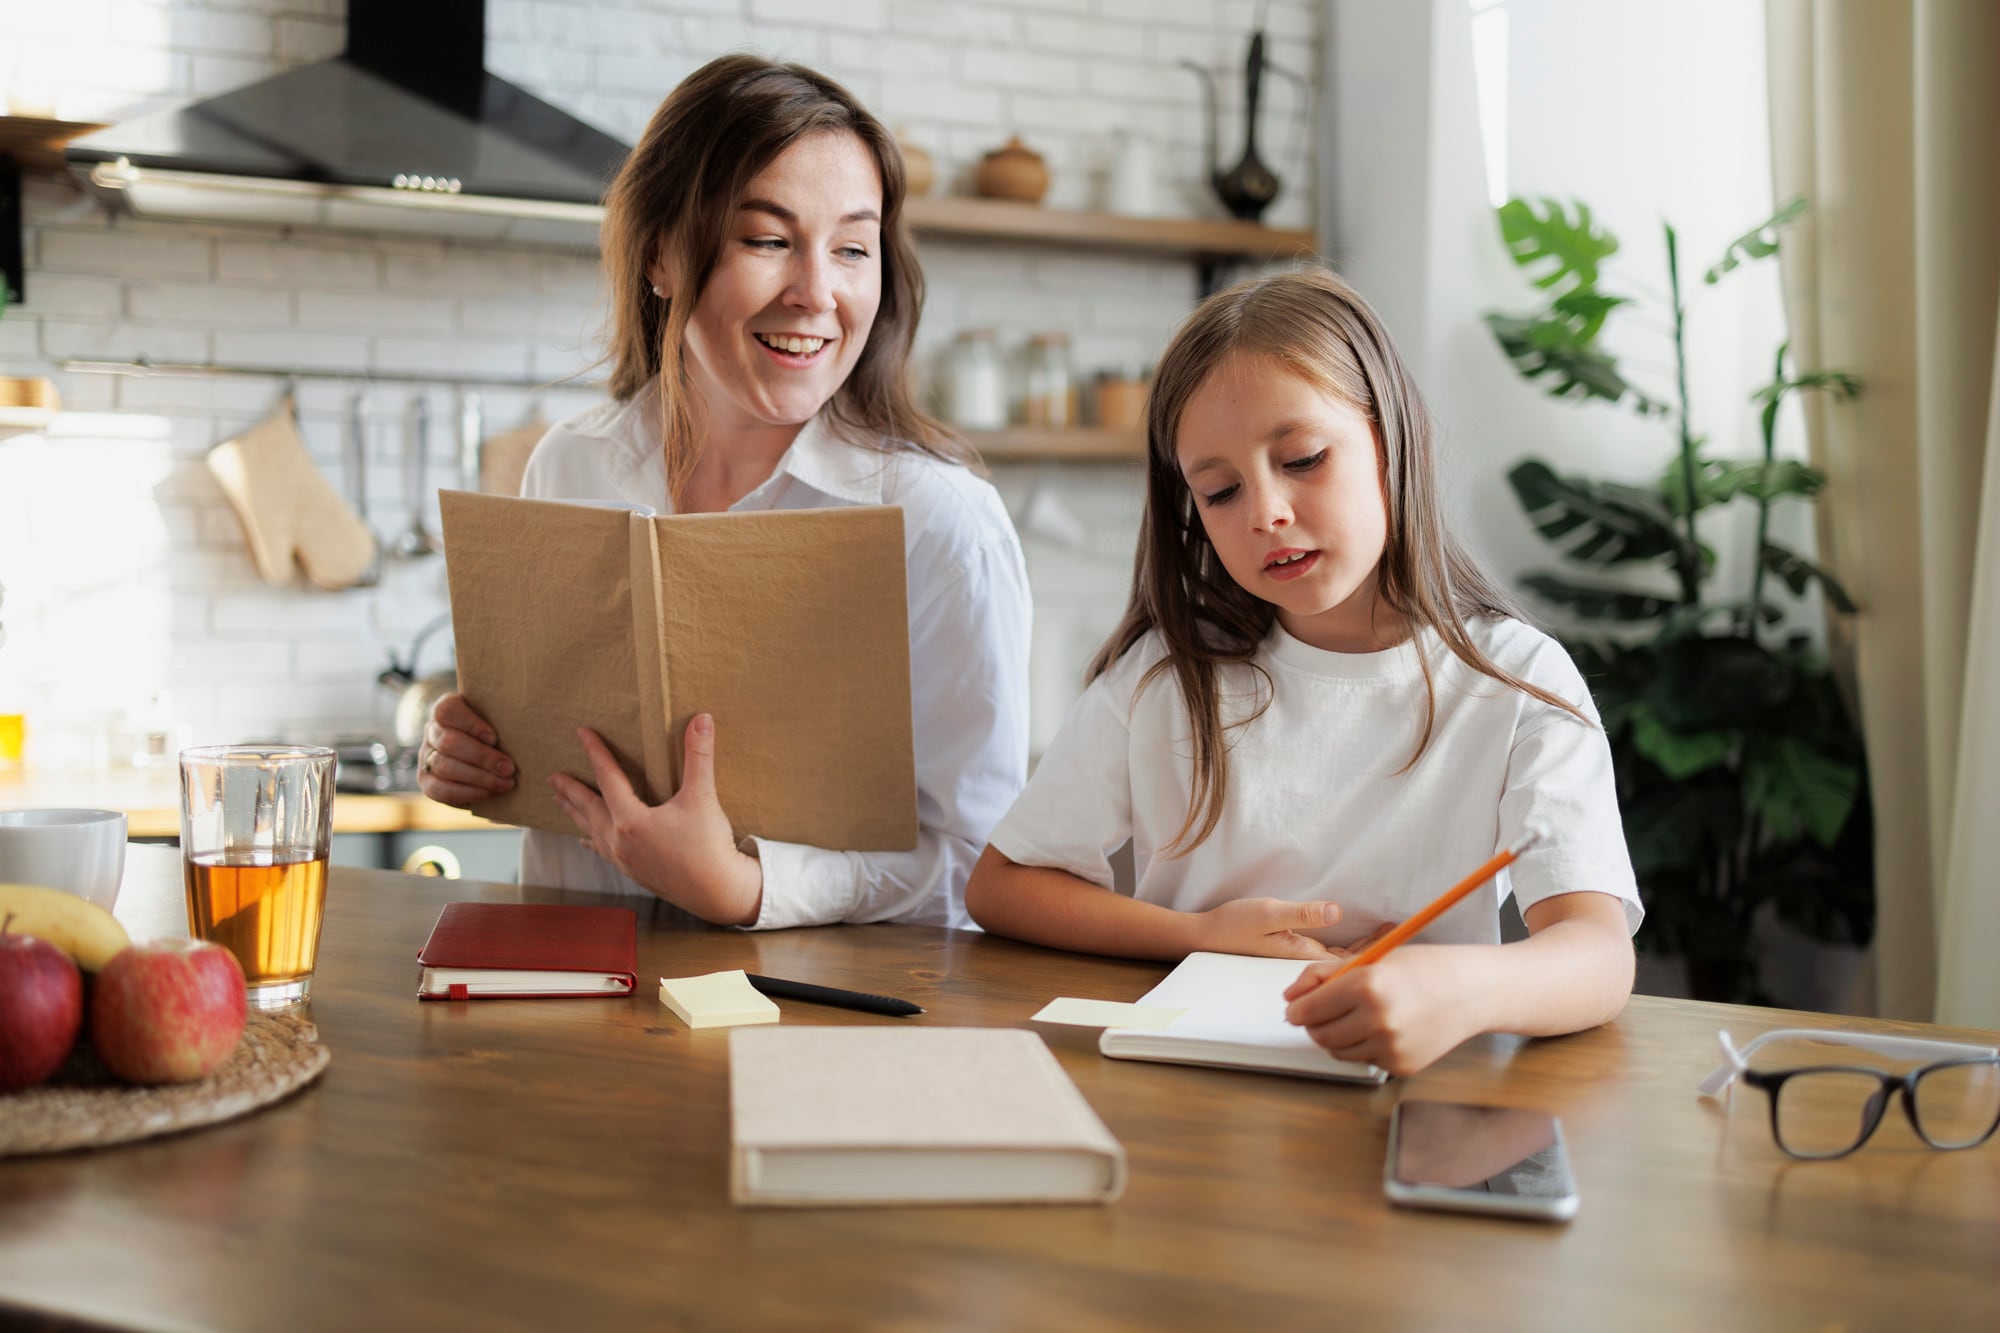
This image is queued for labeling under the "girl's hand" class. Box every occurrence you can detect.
[1192,898,1344,960]
[1280,945,1477,1076]
[549,715,764,927]
[417,692,516,808]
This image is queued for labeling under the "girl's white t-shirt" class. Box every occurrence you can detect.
[988,618,1642,947]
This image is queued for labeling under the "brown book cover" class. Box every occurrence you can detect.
[439,491,918,850]
[728,1027,1127,1207]
[415,902,637,1000]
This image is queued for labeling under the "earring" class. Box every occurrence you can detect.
[650,284,665,298]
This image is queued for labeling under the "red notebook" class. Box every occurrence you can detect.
[416,903,638,1000]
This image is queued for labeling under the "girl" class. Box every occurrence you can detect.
[965,269,1639,1075]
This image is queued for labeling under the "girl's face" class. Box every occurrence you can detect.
[656,131,885,438]
[1175,352,1398,653]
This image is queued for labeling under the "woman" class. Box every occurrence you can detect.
[417,55,1031,932]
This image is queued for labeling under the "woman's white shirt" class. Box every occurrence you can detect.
[988,619,1642,946]
[516,393,1031,930]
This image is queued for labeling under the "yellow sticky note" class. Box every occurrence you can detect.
[1032,997,1185,1030]
[659,970,781,1030]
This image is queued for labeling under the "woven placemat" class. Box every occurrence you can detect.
[0,1009,330,1157]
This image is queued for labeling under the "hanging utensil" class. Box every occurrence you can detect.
[346,392,383,587]
[392,394,438,559]
[458,389,483,495]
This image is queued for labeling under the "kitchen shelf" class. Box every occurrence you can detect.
[969,426,1145,463]
[905,195,1315,264]
[0,114,106,173]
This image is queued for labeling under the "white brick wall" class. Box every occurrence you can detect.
[0,0,1321,763]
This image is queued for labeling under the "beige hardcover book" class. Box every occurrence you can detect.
[728,1027,1127,1207]
[1097,952,1390,1084]
[440,491,918,850]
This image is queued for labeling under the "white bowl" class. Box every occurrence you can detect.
[0,808,128,912]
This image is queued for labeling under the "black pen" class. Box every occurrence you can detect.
[744,974,924,1017]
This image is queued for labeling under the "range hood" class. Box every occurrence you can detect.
[63,0,628,246]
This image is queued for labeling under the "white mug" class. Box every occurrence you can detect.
[0,808,128,911]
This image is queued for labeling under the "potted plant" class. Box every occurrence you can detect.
[1484,196,1872,1004]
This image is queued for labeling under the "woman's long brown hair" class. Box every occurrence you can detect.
[597,54,973,506]
[1090,268,1589,856]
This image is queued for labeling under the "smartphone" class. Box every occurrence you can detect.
[1383,1099,1579,1222]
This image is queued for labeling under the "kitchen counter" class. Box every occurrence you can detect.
[0,765,505,838]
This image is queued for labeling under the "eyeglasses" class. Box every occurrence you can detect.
[1698,1028,2000,1160]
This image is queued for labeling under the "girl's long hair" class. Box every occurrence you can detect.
[1090,268,1588,855]
[597,54,973,507]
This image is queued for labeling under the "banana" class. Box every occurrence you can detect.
[0,883,131,971]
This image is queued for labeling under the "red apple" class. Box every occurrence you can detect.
[0,929,84,1092]
[91,939,247,1085]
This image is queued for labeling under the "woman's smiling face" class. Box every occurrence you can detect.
[660,131,885,435]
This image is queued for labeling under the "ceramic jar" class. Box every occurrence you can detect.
[1023,332,1077,428]
[943,330,1007,431]
[896,133,935,198]
[974,137,1049,205]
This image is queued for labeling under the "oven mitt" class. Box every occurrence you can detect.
[207,399,378,590]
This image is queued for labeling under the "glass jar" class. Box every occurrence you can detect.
[944,329,1007,431]
[1023,332,1077,429]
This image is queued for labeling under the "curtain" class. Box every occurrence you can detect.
[1766,0,2000,1027]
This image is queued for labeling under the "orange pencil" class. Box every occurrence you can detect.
[1322,830,1544,982]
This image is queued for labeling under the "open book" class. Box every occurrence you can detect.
[729,1027,1127,1206]
[440,491,917,849]
[1098,952,1389,1084]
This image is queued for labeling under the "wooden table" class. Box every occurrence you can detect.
[2,850,1995,1331]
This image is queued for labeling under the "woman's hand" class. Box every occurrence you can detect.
[417,693,516,808]
[1191,898,1347,960]
[549,715,764,927]
[1280,945,1477,1076]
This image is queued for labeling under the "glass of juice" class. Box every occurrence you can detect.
[177,744,336,1010]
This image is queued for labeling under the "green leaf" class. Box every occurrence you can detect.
[1520,573,1677,621]
[1620,778,1742,877]
[1745,736,1860,846]
[1497,197,1620,294]
[1629,704,1737,779]
[1485,313,1634,407]
[1751,368,1862,407]
[1659,456,1825,515]
[1637,635,1799,731]
[1549,288,1629,343]
[1655,601,1784,640]
[1704,197,1808,284]
[1760,543,1858,613]
[1509,459,1703,569]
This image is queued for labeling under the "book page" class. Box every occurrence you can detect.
[442,491,654,833]
[1132,953,1325,1052]
[1107,952,1387,1080]
[649,507,917,850]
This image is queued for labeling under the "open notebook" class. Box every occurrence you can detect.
[1098,952,1389,1084]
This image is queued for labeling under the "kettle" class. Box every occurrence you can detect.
[378,613,458,749]
[1183,29,1281,222]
